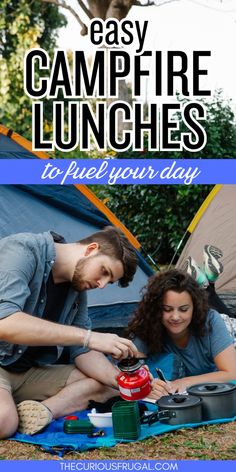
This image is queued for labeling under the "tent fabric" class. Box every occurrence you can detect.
[0,126,153,329]
[0,125,140,249]
[176,185,236,312]
[0,185,150,325]
[0,124,49,159]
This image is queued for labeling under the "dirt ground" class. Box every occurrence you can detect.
[0,422,236,461]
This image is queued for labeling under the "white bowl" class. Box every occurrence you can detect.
[87,409,113,428]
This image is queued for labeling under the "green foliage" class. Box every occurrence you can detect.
[117,91,236,159]
[95,184,211,264]
[0,0,66,139]
[94,94,236,264]
[201,92,236,158]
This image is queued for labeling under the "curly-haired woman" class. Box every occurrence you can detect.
[127,269,236,400]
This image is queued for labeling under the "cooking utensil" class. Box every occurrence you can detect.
[118,358,145,372]
[63,419,94,434]
[141,394,202,426]
[112,401,141,439]
[117,358,151,401]
[87,409,113,428]
[187,382,236,420]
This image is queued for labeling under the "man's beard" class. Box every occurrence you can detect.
[71,257,88,291]
[72,255,100,291]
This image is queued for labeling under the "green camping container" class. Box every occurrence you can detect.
[112,401,141,440]
[63,419,94,434]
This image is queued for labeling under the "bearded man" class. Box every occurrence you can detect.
[0,227,138,437]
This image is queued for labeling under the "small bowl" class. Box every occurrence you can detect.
[87,409,113,428]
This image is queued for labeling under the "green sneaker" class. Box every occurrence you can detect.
[203,245,223,282]
[182,256,209,288]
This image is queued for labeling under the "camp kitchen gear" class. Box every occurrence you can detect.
[87,409,113,428]
[112,400,141,439]
[87,429,105,438]
[63,419,94,434]
[117,358,151,401]
[187,382,236,420]
[65,415,78,421]
[141,395,202,426]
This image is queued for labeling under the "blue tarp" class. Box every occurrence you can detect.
[10,407,236,457]
[8,355,236,456]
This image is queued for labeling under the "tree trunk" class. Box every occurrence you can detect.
[87,1,134,20]
[86,1,135,134]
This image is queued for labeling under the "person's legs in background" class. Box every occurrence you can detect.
[203,245,223,283]
[182,245,231,316]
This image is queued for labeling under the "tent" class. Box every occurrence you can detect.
[0,124,153,330]
[2,125,235,320]
[176,184,236,316]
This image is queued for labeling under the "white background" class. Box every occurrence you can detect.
[57,0,236,108]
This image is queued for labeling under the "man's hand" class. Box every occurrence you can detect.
[88,332,138,360]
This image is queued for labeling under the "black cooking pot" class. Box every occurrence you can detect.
[141,394,202,426]
[187,382,236,421]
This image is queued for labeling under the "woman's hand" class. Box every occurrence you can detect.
[170,378,191,394]
[146,378,176,400]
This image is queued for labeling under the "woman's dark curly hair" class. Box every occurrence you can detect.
[126,269,209,355]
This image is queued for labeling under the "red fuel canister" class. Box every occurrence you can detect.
[117,358,151,401]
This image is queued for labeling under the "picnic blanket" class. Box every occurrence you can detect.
[9,354,236,456]
[10,405,236,457]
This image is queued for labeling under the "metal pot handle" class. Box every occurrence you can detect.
[205,384,218,391]
[140,411,159,426]
[158,410,176,421]
[141,409,176,426]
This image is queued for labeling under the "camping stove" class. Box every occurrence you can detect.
[117,358,151,401]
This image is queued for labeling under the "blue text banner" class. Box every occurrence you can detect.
[0,159,235,185]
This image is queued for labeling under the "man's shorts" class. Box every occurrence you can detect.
[0,364,75,403]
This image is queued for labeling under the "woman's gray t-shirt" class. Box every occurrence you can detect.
[133,309,234,377]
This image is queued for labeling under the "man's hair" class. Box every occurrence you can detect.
[78,226,138,287]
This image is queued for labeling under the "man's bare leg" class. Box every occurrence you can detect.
[0,388,19,438]
[42,368,117,418]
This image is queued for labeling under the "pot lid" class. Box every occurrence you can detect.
[157,394,201,409]
[187,382,236,396]
[118,358,144,372]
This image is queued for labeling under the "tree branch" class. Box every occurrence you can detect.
[41,0,180,36]
[133,1,155,5]
[41,0,88,34]
[156,0,180,6]
[134,0,180,6]
[76,1,94,20]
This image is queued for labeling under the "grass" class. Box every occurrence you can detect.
[0,422,236,461]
